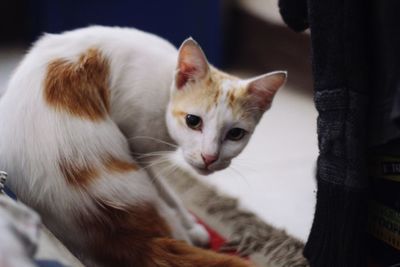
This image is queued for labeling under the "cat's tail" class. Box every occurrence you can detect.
[146,237,253,267]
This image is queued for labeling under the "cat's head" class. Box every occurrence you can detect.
[166,38,286,175]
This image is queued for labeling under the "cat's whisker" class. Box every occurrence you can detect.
[231,160,258,173]
[234,165,257,173]
[156,165,174,178]
[161,164,179,179]
[136,154,166,166]
[228,165,251,188]
[243,107,265,113]
[154,162,178,180]
[140,160,166,167]
[141,157,172,170]
[131,150,172,156]
[134,151,173,160]
[128,136,178,148]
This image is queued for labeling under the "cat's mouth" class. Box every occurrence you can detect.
[186,160,215,175]
[181,151,229,176]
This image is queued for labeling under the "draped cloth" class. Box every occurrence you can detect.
[279,0,371,266]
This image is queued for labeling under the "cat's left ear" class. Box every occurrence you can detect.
[246,71,287,110]
[175,38,209,89]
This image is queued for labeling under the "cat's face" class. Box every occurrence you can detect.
[166,39,286,175]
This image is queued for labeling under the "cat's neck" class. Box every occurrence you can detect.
[110,72,177,156]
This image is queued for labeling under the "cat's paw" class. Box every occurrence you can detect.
[188,223,210,247]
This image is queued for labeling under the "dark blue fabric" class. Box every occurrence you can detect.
[4,185,17,200]
[279,0,370,266]
[27,1,223,67]
[35,260,65,267]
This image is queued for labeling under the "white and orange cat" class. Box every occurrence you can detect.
[0,26,286,267]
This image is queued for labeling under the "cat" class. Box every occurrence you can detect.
[0,26,286,267]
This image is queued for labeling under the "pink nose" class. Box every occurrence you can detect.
[201,154,218,167]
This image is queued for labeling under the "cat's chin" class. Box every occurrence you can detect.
[189,161,232,176]
[191,166,214,176]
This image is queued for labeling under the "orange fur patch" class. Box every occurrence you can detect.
[79,201,171,266]
[213,89,220,106]
[78,200,252,267]
[172,73,220,112]
[172,110,186,118]
[59,157,98,186]
[228,90,236,108]
[206,77,213,87]
[170,67,256,121]
[103,155,139,173]
[60,155,139,186]
[227,86,252,119]
[44,48,110,121]
[172,109,187,125]
[150,238,253,267]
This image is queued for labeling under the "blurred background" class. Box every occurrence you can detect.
[0,0,317,241]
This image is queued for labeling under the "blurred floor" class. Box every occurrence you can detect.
[0,47,317,241]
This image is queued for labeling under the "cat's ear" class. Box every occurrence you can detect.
[246,71,287,110]
[175,38,209,89]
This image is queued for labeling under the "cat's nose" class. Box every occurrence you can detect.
[201,153,218,167]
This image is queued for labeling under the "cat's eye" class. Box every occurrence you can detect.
[185,114,202,130]
[226,128,246,141]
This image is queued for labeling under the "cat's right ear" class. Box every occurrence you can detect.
[246,71,287,110]
[175,38,209,89]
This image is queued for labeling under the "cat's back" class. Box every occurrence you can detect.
[3,26,177,99]
[30,26,177,62]
[0,25,177,130]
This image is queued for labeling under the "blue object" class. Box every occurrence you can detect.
[35,260,65,267]
[4,185,17,200]
[27,1,223,67]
